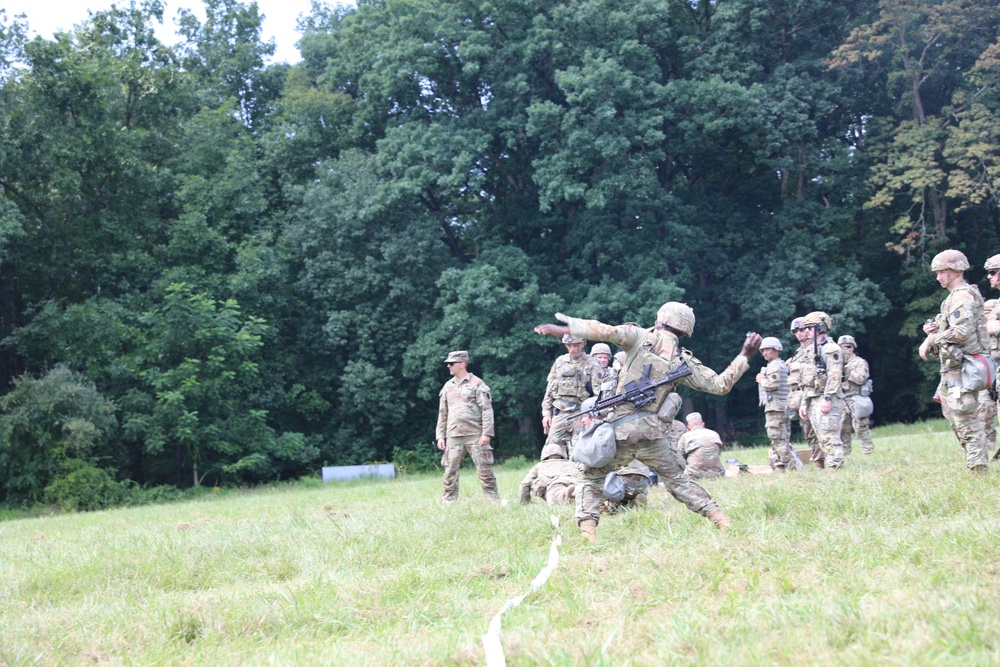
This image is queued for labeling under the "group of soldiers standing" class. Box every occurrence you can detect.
[433,250,999,541]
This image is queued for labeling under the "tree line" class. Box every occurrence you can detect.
[0,0,998,506]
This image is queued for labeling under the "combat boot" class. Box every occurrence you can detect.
[969,465,989,477]
[579,519,598,543]
[705,508,732,531]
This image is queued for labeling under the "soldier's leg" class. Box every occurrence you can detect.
[944,386,989,470]
[809,397,846,468]
[766,411,800,470]
[637,437,718,517]
[800,402,824,467]
[976,389,997,452]
[442,437,468,501]
[855,413,875,454]
[546,483,572,506]
[840,403,855,455]
[544,412,575,458]
[467,438,500,500]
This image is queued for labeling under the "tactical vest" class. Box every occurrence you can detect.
[611,328,688,419]
[550,355,593,406]
[760,359,790,409]
[940,284,989,355]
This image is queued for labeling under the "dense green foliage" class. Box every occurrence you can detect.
[1,0,1000,501]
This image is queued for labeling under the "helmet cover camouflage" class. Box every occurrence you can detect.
[590,343,612,356]
[760,337,783,352]
[985,254,1000,271]
[801,311,833,333]
[837,335,857,347]
[561,333,585,344]
[930,249,970,272]
[790,317,804,332]
[540,443,566,461]
[656,302,695,337]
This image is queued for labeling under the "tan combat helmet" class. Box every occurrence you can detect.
[801,311,833,334]
[985,255,1000,271]
[790,317,803,332]
[760,337,783,352]
[590,343,612,356]
[837,335,856,347]
[540,443,565,461]
[561,333,585,344]
[930,249,970,272]
[656,302,695,336]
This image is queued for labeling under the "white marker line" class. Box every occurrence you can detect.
[482,514,563,667]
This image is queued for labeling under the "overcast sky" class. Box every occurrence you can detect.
[3,0,354,64]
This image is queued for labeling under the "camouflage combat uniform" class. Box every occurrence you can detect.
[437,373,499,500]
[787,343,819,453]
[519,457,580,505]
[800,336,847,468]
[841,354,875,454]
[759,358,801,469]
[608,458,657,508]
[559,316,750,526]
[929,283,991,469]
[677,426,726,479]
[978,302,1000,449]
[541,353,602,457]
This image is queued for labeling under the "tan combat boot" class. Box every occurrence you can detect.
[705,508,732,531]
[579,519,598,543]
[969,465,989,477]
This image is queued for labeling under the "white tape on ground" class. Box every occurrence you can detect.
[482,514,563,667]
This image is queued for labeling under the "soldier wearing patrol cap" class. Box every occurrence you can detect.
[919,249,991,474]
[436,351,500,502]
[791,311,847,468]
[756,336,801,470]
[533,302,762,541]
[838,335,875,455]
[540,334,603,458]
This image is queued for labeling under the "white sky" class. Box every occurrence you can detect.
[2,0,354,64]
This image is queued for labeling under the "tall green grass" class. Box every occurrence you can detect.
[1,419,998,665]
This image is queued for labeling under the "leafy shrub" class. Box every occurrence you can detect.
[392,441,442,474]
[44,459,125,512]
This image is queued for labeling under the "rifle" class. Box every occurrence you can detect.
[565,360,693,419]
[812,326,827,373]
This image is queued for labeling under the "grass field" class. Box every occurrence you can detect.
[2,419,999,666]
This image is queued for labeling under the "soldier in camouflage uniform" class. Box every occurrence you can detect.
[519,443,580,505]
[786,318,820,458]
[677,412,726,479]
[919,249,991,474]
[534,302,762,541]
[838,335,875,455]
[981,251,1000,453]
[541,334,603,458]
[436,351,500,502]
[590,342,618,398]
[792,311,847,469]
[756,337,801,470]
[980,298,1000,451]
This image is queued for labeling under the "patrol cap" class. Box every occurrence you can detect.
[443,350,469,363]
[760,337,783,351]
[838,335,856,347]
[590,343,612,356]
[561,333,585,344]
[930,249,970,272]
[985,255,1000,271]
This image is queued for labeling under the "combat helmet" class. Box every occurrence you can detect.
[801,311,833,334]
[837,335,857,347]
[590,343,612,357]
[985,255,1000,271]
[561,333,585,344]
[790,317,803,332]
[930,249,970,272]
[760,337,783,352]
[540,443,565,461]
[656,302,695,337]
